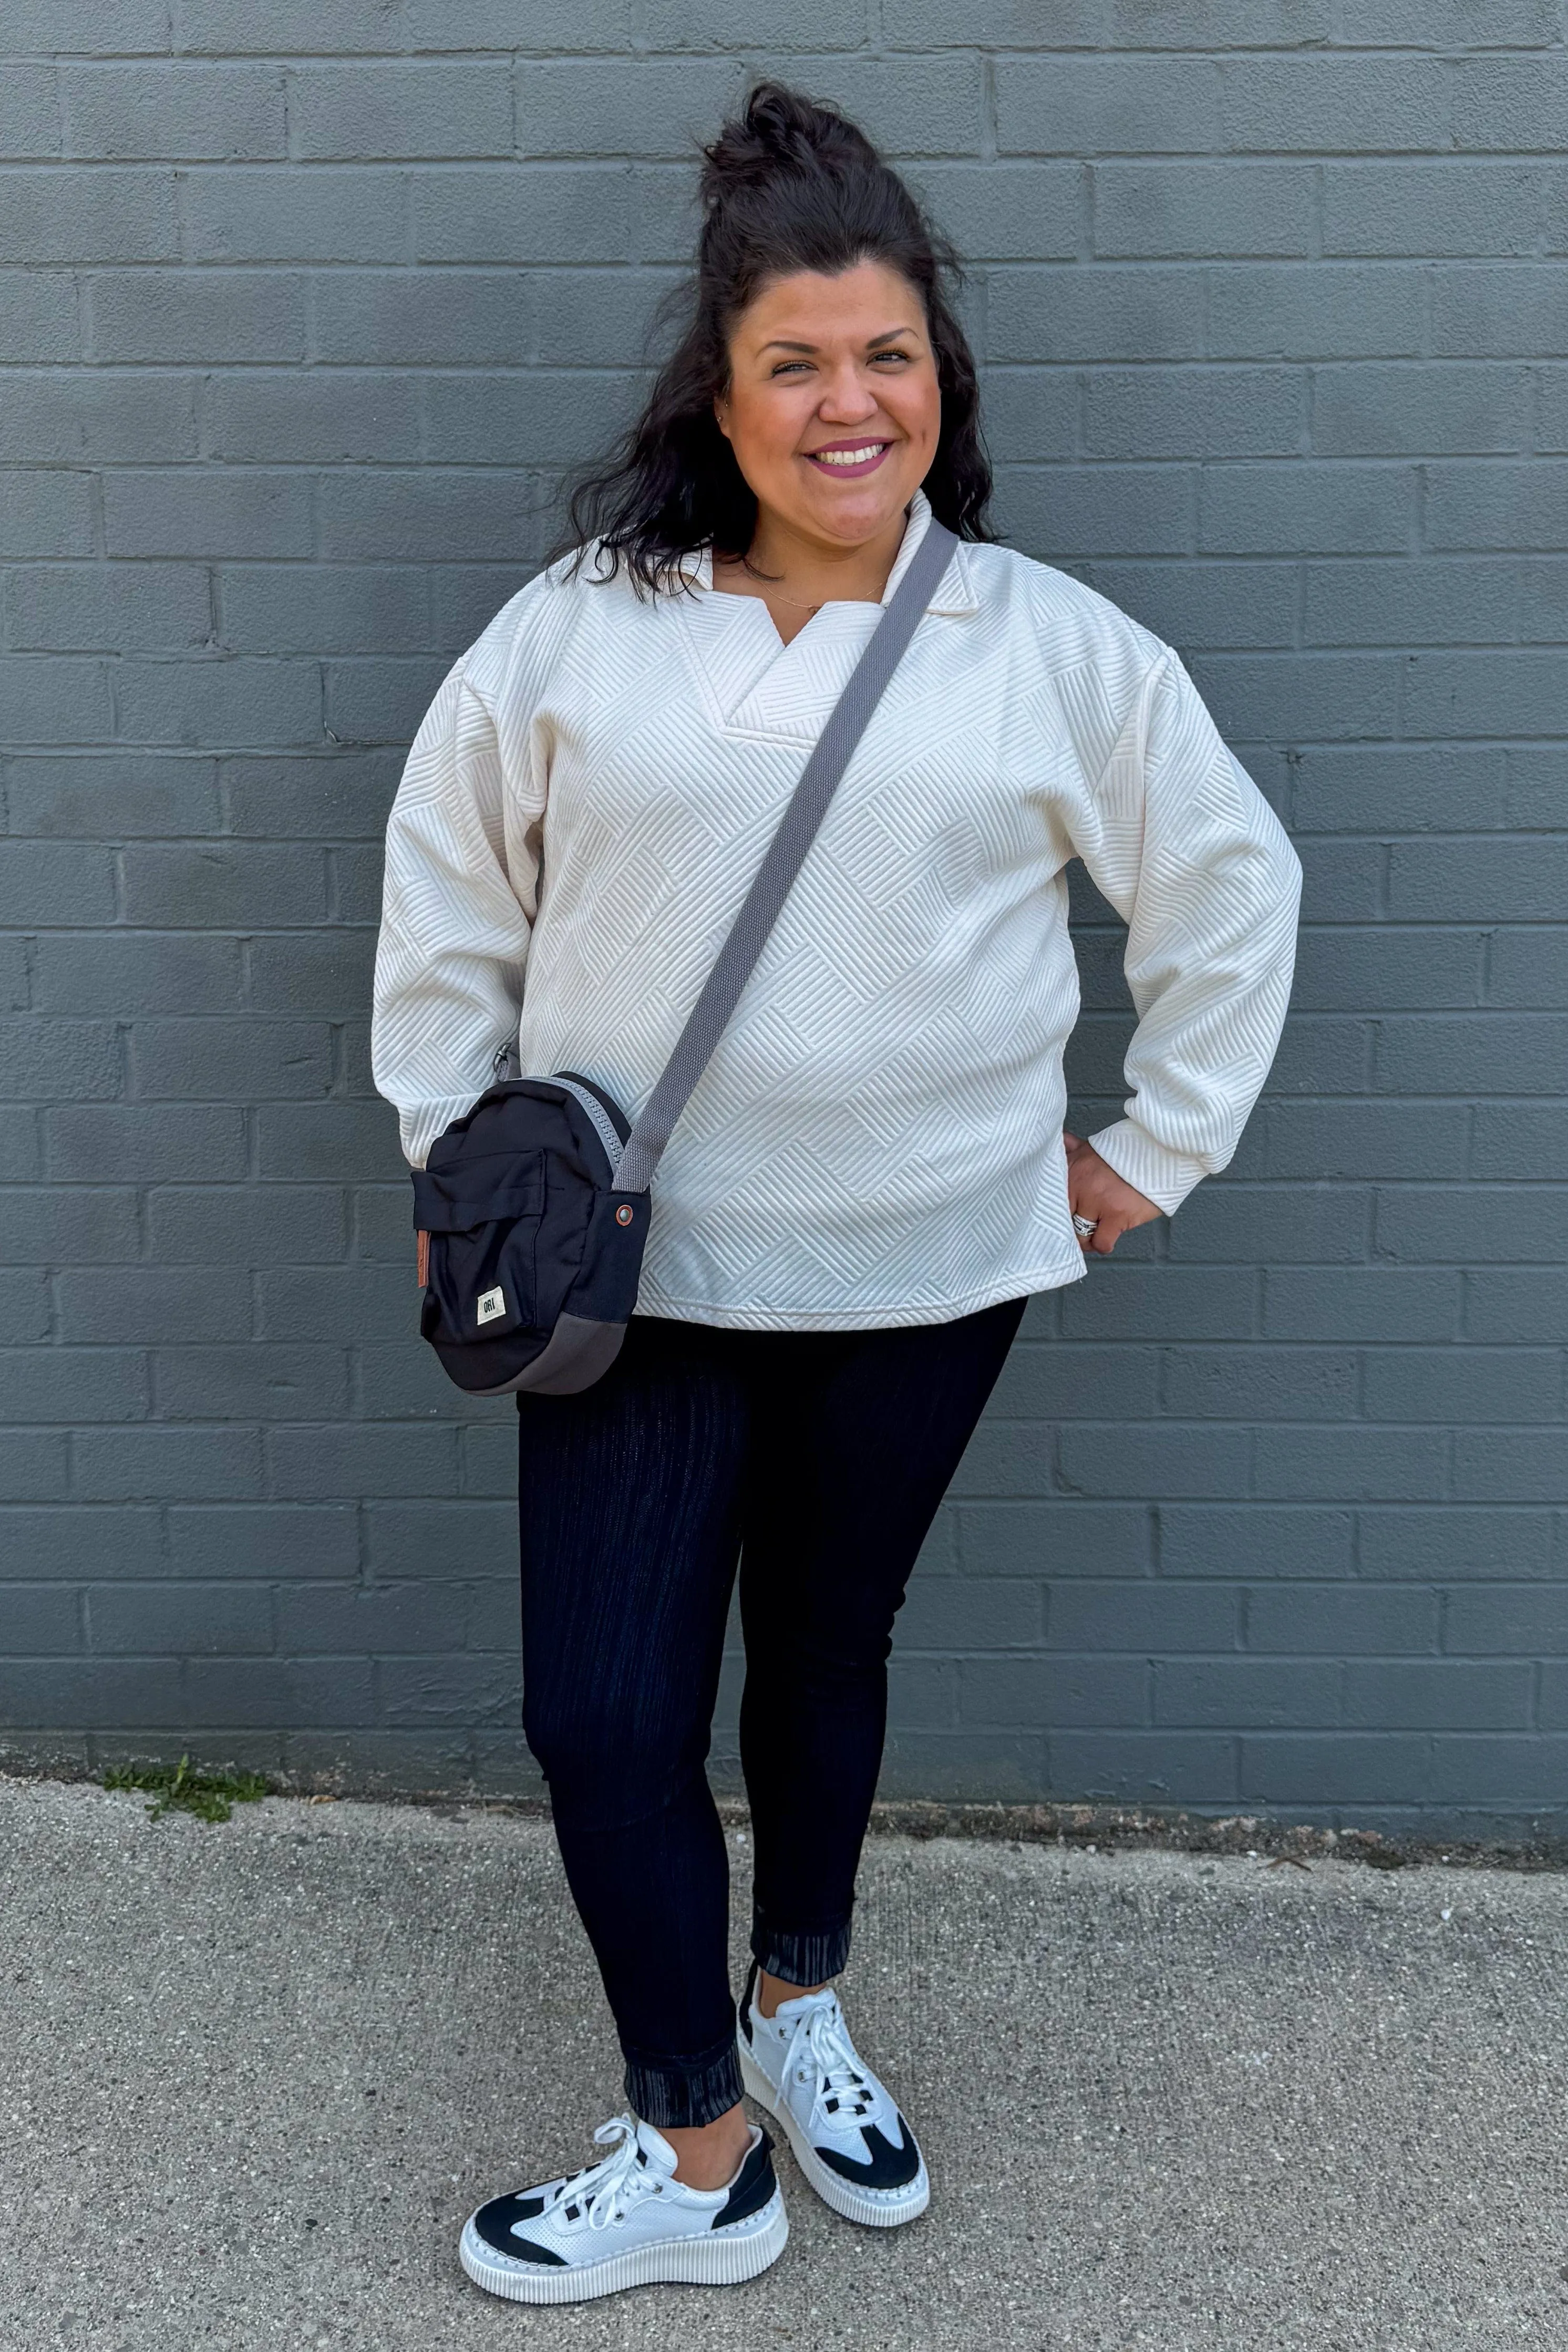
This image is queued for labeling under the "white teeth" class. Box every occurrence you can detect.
[811,446,887,468]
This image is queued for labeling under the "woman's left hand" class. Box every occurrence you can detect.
[1062,1132,1162,1256]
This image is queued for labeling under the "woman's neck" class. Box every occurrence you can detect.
[716,506,911,623]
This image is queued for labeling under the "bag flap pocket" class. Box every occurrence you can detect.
[412,1151,544,1234]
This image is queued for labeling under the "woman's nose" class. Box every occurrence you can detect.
[817,365,879,422]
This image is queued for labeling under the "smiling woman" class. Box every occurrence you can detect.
[710,262,942,641]
[559,83,992,601]
[369,80,1302,2310]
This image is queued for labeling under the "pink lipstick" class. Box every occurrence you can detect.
[802,438,893,477]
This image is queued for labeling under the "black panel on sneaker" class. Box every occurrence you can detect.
[470,2192,552,2255]
[814,2119,921,2190]
[710,2131,776,2229]
[471,2196,569,2264]
[494,2234,567,2267]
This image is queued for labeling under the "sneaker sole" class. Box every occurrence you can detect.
[458,2191,787,2305]
[739,2046,930,2230]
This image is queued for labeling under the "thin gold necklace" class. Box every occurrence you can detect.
[714,557,826,614]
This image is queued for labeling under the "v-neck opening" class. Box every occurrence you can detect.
[676,589,887,740]
[668,489,967,739]
[712,590,880,656]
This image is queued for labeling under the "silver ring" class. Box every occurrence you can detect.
[1072,1213,1099,1238]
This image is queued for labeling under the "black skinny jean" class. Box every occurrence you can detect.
[516,1294,1026,2130]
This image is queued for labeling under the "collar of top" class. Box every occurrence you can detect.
[682,486,977,616]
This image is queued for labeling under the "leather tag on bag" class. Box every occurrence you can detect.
[416,1229,429,1287]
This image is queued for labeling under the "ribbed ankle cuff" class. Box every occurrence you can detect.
[749,1911,852,1987]
[623,2033,744,2131]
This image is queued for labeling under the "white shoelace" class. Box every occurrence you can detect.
[546,2116,663,2233]
[778,1993,874,2130]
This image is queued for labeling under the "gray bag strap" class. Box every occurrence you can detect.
[612,518,959,1196]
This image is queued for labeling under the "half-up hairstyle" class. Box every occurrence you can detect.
[562,82,994,593]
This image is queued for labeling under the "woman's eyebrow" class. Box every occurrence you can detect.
[756,326,921,356]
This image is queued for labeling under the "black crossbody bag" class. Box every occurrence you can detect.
[412,520,958,1398]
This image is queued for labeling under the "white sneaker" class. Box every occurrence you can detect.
[459,2112,787,2304]
[737,1961,929,2228]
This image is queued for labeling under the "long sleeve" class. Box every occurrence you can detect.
[371,654,542,1169]
[1073,647,1303,1216]
[366,518,1305,1324]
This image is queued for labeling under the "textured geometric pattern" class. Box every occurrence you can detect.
[373,494,1303,1330]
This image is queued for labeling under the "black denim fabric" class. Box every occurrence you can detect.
[515,1295,1026,2131]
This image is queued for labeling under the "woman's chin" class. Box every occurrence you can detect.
[788,479,921,549]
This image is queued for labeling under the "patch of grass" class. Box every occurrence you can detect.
[103,1753,271,1823]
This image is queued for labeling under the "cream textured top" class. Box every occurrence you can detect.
[372,491,1302,1330]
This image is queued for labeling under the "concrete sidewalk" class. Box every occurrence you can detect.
[3,1777,1566,2351]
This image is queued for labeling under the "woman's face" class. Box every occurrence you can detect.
[714,260,941,553]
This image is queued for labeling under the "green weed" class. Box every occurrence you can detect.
[103,1753,271,1823]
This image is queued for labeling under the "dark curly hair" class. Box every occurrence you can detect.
[561,81,994,594]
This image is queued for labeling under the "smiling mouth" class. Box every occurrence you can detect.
[803,441,892,474]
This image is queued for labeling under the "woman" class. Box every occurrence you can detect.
[372,84,1301,2306]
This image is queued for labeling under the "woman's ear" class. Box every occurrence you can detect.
[713,395,731,443]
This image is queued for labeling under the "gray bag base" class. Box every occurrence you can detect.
[468,1312,628,1398]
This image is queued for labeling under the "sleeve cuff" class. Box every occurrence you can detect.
[1085,1119,1210,1219]
[400,1094,482,1173]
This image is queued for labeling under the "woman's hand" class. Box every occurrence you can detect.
[1062,1132,1162,1256]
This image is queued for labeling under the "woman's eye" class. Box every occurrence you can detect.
[768,352,913,377]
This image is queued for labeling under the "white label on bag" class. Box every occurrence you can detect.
[476,1286,507,1325]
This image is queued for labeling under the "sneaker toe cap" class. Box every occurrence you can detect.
[468,2193,564,2264]
[815,2118,922,2192]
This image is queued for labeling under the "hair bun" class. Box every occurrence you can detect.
[699,81,876,204]
[562,76,994,585]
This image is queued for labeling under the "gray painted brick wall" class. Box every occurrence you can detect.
[2,2,1563,1833]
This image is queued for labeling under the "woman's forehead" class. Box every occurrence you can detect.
[732,261,925,348]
